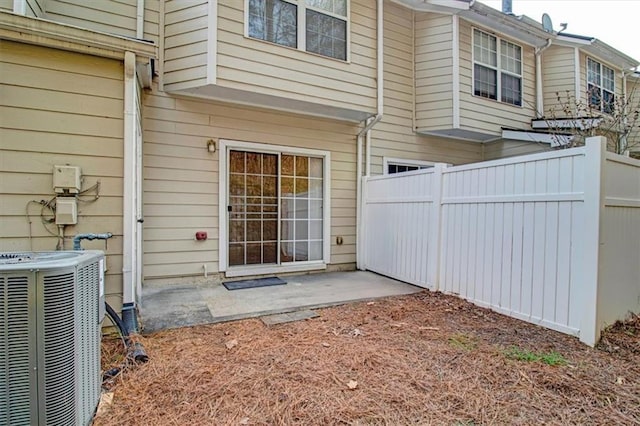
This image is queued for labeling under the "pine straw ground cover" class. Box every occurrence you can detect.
[94,291,640,425]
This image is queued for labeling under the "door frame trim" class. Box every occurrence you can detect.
[218,139,332,274]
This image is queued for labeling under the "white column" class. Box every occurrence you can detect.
[580,136,607,346]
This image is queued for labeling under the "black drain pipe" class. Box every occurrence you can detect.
[73,232,148,363]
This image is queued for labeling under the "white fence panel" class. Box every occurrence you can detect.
[362,138,640,345]
[439,150,586,336]
[364,169,439,289]
[597,153,640,332]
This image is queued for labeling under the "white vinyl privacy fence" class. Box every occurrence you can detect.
[362,137,640,345]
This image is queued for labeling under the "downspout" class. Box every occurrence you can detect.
[136,0,145,38]
[356,0,384,269]
[12,0,26,15]
[123,51,138,332]
[574,47,582,109]
[135,0,145,304]
[535,39,552,118]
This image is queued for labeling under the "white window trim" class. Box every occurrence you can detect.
[218,139,332,276]
[243,0,351,62]
[471,28,523,107]
[383,157,438,174]
[586,57,616,113]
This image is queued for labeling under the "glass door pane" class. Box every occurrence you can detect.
[280,154,323,263]
[228,150,278,266]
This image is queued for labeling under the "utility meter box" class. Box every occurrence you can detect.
[53,165,81,194]
[56,197,78,225]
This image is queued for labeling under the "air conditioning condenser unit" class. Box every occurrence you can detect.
[0,251,105,426]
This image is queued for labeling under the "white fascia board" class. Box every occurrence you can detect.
[556,34,593,46]
[531,118,602,130]
[0,11,157,60]
[390,0,470,13]
[502,129,574,147]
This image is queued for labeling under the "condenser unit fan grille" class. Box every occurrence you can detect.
[43,271,76,425]
[0,275,33,425]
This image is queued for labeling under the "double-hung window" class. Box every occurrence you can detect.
[473,29,522,106]
[247,0,348,61]
[587,57,615,114]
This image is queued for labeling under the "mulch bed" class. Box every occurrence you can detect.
[94,291,640,425]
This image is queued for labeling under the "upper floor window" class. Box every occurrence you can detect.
[587,57,615,114]
[248,0,348,61]
[473,29,522,106]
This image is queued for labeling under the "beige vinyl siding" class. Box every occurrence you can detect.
[0,40,125,309]
[142,88,360,280]
[0,0,11,12]
[483,140,549,160]
[414,12,453,129]
[45,0,137,37]
[215,0,377,115]
[458,19,537,135]
[541,45,576,117]
[369,2,482,176]
[162,0,209,89]
[26,0,45,17]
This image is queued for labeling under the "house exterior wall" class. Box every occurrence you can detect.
[45,0,138,37]
[368,3,482,175]
[458,19,537,136]
[0,0,12,12]
[541,44,576,117]
[0,40,125,309]
[414,12,454,129]
[483,140,548,160]
[162,0,209,89]
[214,0,377,115]
[142,88,360,280]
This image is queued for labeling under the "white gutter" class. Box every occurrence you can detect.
[123,51,137,306]
[356,0,383,270]
[0,11,157,60]
[535,39,552,117]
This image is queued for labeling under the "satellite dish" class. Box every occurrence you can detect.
[542,13,553,33]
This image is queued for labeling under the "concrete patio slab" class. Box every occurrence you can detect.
[139,271,422,333]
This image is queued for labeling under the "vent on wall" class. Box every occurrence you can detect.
[0,251,104,426]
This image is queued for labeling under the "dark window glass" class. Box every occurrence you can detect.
[306,9,347,60]
[474,64,497,100]
[248,0,297,48]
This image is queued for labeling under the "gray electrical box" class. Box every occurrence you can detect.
[53,165,82,194]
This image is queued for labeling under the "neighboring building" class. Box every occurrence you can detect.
[1,0,638,317]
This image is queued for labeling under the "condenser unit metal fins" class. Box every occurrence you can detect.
[0,251,104,426]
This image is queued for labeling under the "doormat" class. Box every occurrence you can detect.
[223,276,287,291]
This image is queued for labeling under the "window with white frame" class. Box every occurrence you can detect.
[247,0,348,61]
[587,57,615,114]
[383,158,435,174]
[473,29,522,106]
